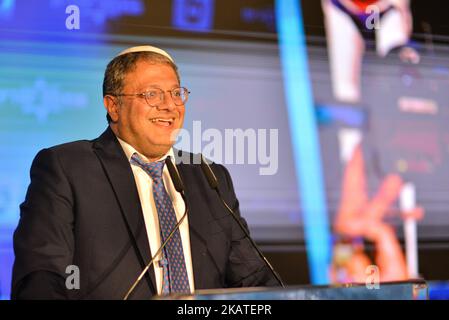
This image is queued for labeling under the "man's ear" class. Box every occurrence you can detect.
[103,95,120,122]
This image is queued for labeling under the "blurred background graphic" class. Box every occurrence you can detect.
[0,0,448,300]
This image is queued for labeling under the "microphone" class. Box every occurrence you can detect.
[199,154,285,288]
[165,155,185,193]
[123,156,189,300]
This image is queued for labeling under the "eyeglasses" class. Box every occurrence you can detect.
[114,87,190,107]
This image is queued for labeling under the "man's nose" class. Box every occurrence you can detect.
[155,91,176,111]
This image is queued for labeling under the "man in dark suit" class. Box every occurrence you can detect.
[11,45,280,299]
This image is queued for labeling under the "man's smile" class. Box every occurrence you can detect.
[149,117,175,127]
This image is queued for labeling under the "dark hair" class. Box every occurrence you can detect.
[102,51,180,123]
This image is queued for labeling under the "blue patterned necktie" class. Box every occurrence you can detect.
[131,153,190,295]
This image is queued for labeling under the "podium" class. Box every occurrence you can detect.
[157,280,428,300]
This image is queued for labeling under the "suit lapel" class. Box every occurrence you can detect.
[92,127,156,295]
[174,150,209,289]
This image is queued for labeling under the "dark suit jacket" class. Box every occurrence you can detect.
[11,127,278,299]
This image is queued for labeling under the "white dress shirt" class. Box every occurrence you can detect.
[117,137,195,295]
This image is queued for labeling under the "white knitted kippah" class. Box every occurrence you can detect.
[115,45,174,63]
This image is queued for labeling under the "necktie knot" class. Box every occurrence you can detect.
[131,153,164,182]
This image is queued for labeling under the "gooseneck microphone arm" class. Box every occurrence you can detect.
[123,156,189,300]
[165,155,185,193]
[199,154,285,288]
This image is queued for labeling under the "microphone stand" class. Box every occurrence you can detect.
[199,154,285,288]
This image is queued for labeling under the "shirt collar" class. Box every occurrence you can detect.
[116,136,175,164]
